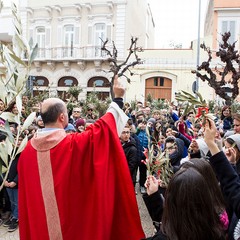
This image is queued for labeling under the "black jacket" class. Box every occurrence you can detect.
[122,137,138,181]
[5,153,20,189]
[169,138,184,167]
[209,151,240,219]
[142,191,164,232]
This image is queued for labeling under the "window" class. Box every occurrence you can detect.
[88,77,110,88]
[221,20,236,44]
[94,23,106,57]
[154,77,158,86]
[94,23,106,45]
[36,27,46,58]
[63,25,74,57]
[58,76,78,87]
[160,77,164,86]
[94,80,104,87]
[33,76,49,86]
[87,77,110,100]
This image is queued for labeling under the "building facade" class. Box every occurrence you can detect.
[1,0,240,104]
[22,0,155,101]
[204,0,240,50]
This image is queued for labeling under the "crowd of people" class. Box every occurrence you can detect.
[0,81,240,239]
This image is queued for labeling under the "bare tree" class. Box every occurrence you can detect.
[192,32,240,105]
[101,37,143,98]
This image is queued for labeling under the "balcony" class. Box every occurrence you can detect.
[34,45,113,60]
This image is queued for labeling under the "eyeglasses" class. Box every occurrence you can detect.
[88,109,93,111]
[166,145,176,150]
[73,111,80,113]
[122,131,130,134]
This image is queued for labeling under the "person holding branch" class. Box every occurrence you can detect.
[18,76,145,240]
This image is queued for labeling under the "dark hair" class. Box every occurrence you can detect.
[127,118,133,126]
[187,111,194,117]
[221,105,231,120]
[224,137,239,151]
[5,101,16,112]
[182,159,225,212]
[41,103,65,124]
[161,167,224,240]
[165,136,176,145]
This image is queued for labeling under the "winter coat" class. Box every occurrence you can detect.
[136,129,148,149]
[5,153,20,189]
[222,117,233,131]
[131,133,145,163]
[122,137,138,182]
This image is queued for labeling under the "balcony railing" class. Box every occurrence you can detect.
[35,46,113,60]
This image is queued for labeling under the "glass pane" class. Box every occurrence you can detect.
[94,80,104,87]
[222,21,228,34]
[36,79,45,86]
[64,79,74,86]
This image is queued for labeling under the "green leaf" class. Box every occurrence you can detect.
[0,112,17,123]
[15,95,22,116]
[0,121,14,143]
[30,43,38,63]
[181,90,197,100]
[16,135,28,155]
[29,37,33,49]
[21,112,36,131]
[9,53,26,66]
[15,69,27,93]
[5,137,13,156]
[0,143,8,168]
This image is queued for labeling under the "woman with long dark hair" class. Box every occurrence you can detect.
[143,165,227,240]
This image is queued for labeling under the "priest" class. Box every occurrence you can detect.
[18,76,145,240]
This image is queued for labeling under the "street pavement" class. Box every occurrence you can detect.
[0,184,154,239]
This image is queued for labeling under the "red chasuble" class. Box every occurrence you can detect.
[18,113,145,240]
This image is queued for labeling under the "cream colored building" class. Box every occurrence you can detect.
[22,0,155,101]
[1,0,240,104]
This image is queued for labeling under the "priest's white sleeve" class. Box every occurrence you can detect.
[107,102,128,137]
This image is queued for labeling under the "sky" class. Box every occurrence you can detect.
[149,0,208,48]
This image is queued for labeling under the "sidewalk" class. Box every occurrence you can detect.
[0,226,19,240]
[0,185,153,239]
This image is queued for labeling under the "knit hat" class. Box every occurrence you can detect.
[64,123,76,132]
[36,115,43,123]
[75,119,85,128]
[196,138,209,156]
[226,134,240,151]
[147,118,156,125]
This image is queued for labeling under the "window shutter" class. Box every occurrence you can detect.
[222,21,228,34]
[46,28,50,46]
[88,26,93,45]
[229,21,236,43]
[107,25,111,40]
[75,26,80,45]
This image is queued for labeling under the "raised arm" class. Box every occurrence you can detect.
[204,118,240,218]
[107,76,128,136]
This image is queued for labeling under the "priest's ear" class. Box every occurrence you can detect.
[59,113,65,123]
